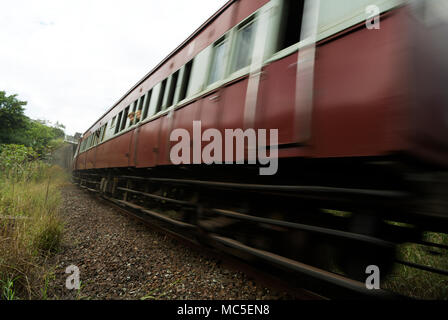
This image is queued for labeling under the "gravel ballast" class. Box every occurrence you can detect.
[47,184,295,300]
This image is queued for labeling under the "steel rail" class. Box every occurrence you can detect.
[416,240,448,251]
[396,260,448,276]
[210,208,395,247]
[210,235,400,299]
[116,187,193,207]
[118,175,408,199]
[105,197,195,230]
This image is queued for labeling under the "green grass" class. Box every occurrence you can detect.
[383,232,448,300]
[0,164,68,299]
[0,276,18,300]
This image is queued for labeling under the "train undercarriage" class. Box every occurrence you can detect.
[73,156,448,299]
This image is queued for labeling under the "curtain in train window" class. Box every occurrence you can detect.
[208,39,228,85]
[231,20,255,73]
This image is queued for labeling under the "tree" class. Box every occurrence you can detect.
[0,90,67,157]
[0,91,28,144]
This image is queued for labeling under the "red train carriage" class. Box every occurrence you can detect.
[73,0,448,296]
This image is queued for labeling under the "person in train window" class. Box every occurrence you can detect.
[128,112,135,123]
[135,110,142,122]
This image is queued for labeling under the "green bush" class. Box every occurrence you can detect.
[0,144,38,180]
[33,217,63,254]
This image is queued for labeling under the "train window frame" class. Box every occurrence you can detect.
[142,89,152,120]
[206,36,229,87]
[186,48,211,98]
[96,129,101,145]
[100,124,107,142]
[135,95,145,124]
[166,69,180,109]
[155,79,167,114]
[178,59,193,102]
[128,100,137,127]
[111,116,117,129]
[276,0,305,53]
[92,131,98,146]
[266,0,321,64]
[86,135,92,149]
[115,111,123,134]
[121,106,130,132]
[229,16,257,75]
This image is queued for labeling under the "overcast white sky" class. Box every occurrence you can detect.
[0,0,228,135]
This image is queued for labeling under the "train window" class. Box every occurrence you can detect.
[121,106,130,131]
[155,79,167,114]
[208,38,228,85]
[142,89,152,120]
[166,70,179,108]
[136,95,145,123]
[100,124,107,142]
[111,116,117,128]
[231,19,255,73]
[115,111,123,134]
[179,60,193,101]
[95,129,101,145]
[92,131,98,146]
[129,101,137,127]
[277,0,305,51]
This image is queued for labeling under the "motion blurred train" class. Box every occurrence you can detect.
[73,0,448,295]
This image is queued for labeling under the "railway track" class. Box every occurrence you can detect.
[71,170,448,299]
[94,192,323,300]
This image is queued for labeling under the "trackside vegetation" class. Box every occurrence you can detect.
[383,232,448,299]
[0,145,69,300]
[0,91,69,300]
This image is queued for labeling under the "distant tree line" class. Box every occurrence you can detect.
[0,90,66,158]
